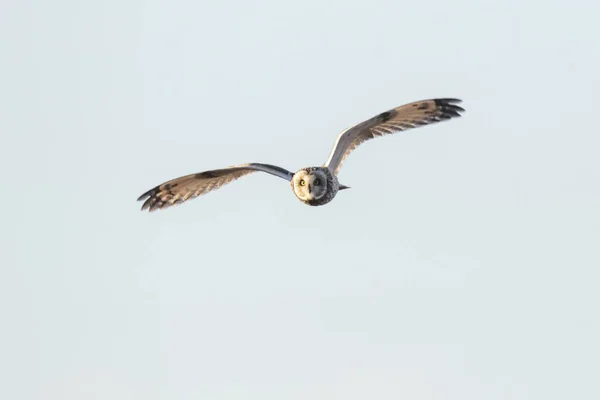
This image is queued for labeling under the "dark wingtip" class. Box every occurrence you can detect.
[435,98,462,104]
[435,98,465,112]
[137,190,152,202]
[137,187,160,212]
[433,98,465,116]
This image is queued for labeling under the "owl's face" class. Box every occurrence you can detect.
[292,169,328,202]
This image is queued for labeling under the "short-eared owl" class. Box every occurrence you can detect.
[138,98,464,211]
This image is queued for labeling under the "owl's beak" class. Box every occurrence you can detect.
[339,184,351,190]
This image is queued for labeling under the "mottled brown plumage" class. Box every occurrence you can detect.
[325,98,464,174]
[137,98,464,211]
[137,164,292,212]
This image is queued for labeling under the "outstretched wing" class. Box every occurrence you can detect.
[324,98,465,175]
[137,163,293,212]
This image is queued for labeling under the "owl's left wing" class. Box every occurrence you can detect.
[137,163,293,212]
[324,98,464,175]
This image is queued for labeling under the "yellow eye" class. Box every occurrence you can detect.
[314,179,321,186]
[299,180,306,186]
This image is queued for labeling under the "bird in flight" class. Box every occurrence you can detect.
[137,98,464,211]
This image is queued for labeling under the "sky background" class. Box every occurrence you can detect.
[1,1,599,399]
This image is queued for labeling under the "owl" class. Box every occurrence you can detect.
[138,98,464,211]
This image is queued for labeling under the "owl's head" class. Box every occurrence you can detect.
[292,168,329,202]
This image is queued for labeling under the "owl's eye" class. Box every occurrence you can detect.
[299,180,306,186]
[313,179,321,186]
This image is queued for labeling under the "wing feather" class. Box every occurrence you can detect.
[137,163,293,212]
[324,98,465,175]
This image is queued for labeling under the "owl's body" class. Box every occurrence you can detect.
[137,98,465,212]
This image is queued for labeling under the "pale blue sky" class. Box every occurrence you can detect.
[1,1,599,399]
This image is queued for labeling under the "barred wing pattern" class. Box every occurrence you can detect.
[324,98,464,175]
[137,163,293,212]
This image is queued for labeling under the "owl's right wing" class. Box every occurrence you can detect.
[137,163,293,212]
